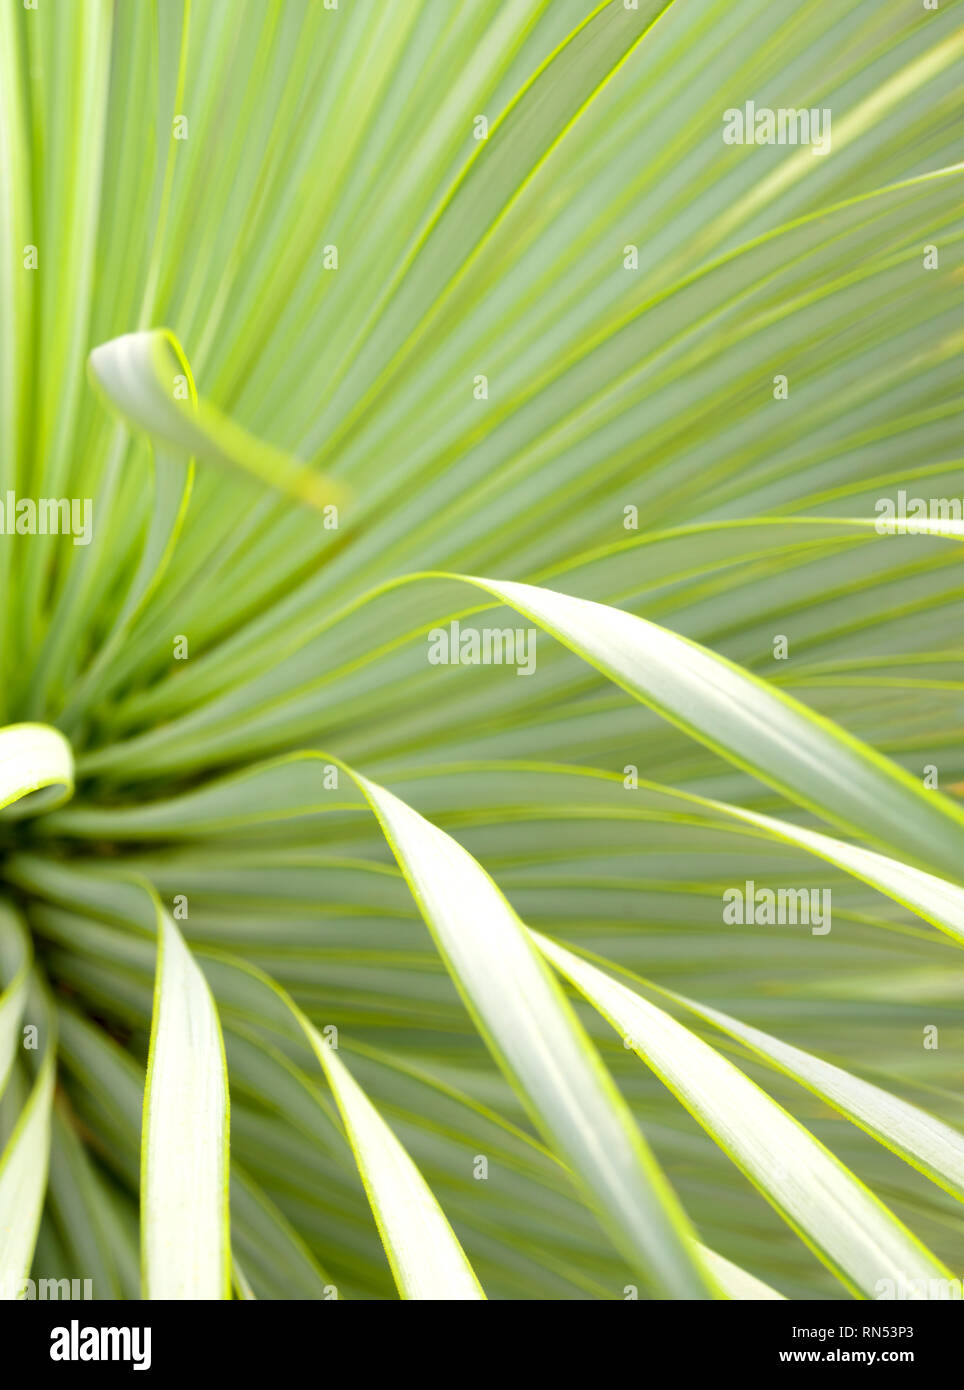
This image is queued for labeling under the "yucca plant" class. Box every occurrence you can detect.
[0,0,962,1304]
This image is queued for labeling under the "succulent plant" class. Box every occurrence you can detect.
[0,0,961,1302]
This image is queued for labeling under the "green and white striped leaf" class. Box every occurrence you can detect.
[448,575,964,880]
[534,932,954,1299]
[696,800,964,952]
[348,768,720,1298]
[654,982,964,1203]
[170,945,483,1300]
[305,1028,484,1300]
[141,906,231,1299]
[0,981,56,1299]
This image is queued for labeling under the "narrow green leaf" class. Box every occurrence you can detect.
[197,950,485,1300]
[141,905,231,1299]
[0,2,31,708]
[54,343,197,725]
[311,1035,484,1300]
[346,767,720,1298]
[650,980,964,1204]
[318,0,677,454]
[703,802,964,952]
[0,906,31,1102]
[88,330,343,510]
[0,981,56,1299]
[47,1097,123,1299]
[446,574,964,880]
[230,1166,336,1302]
[535,932,955,1299]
